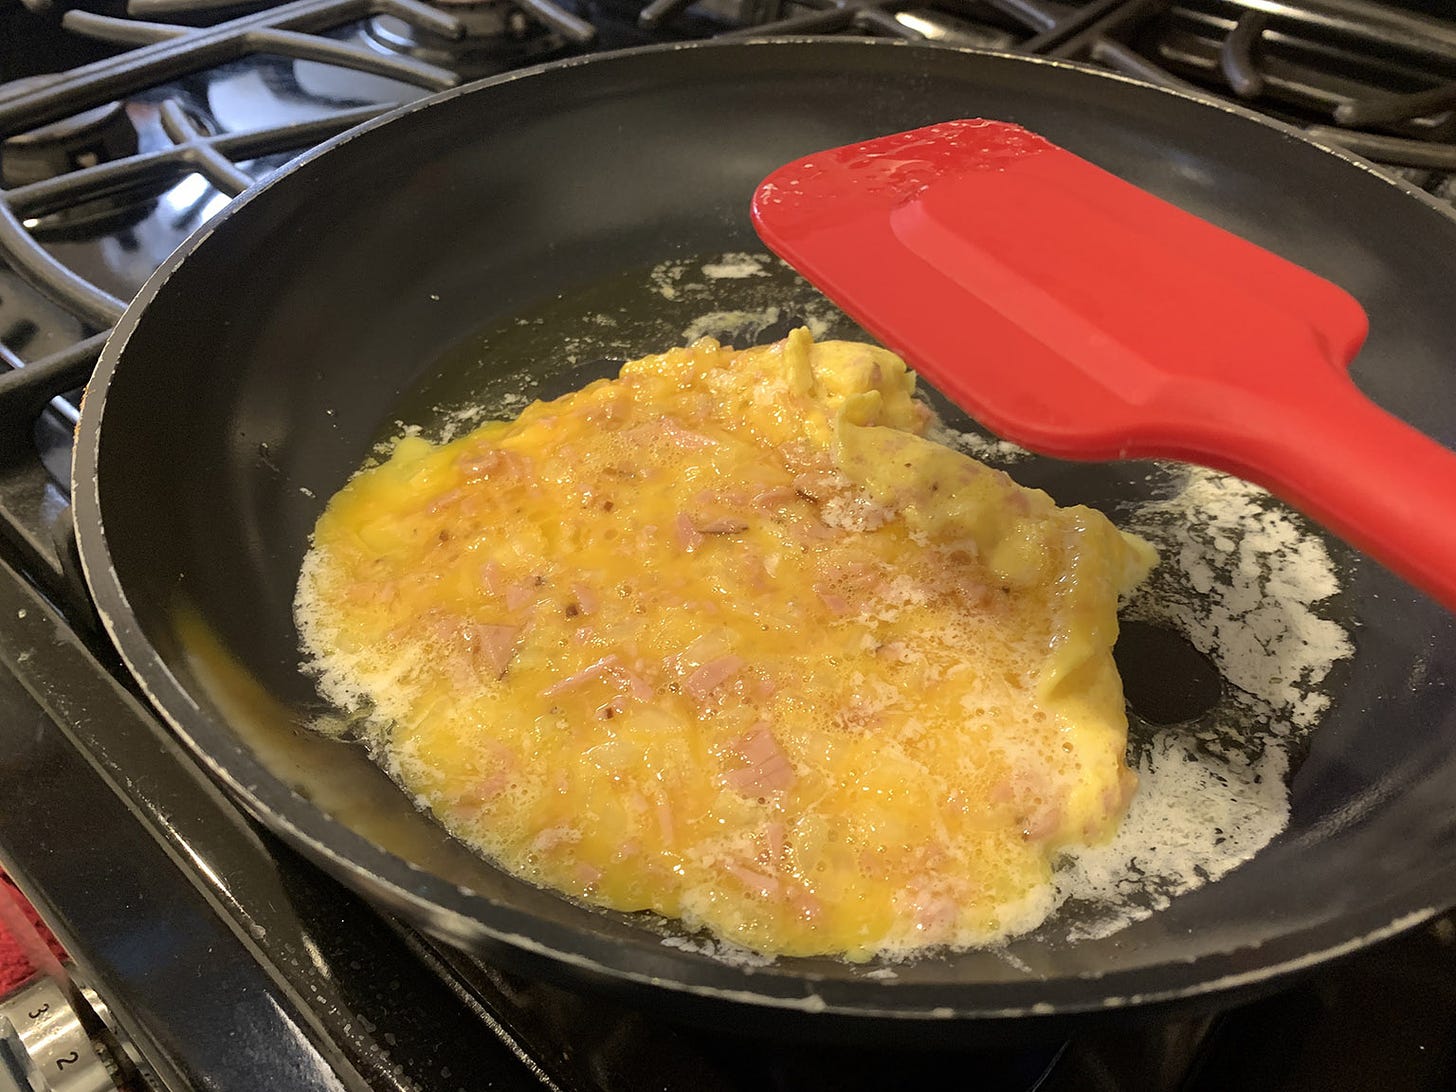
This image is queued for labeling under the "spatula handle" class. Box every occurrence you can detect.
[1263,379,1456,612]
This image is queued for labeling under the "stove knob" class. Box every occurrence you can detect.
[2,1013,42,1092]
[0,976,116,1092]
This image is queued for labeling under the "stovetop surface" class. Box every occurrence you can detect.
[4,2,1456,1090]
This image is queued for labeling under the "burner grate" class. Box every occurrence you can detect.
[0,0,471,421]
[7,0,1456,433]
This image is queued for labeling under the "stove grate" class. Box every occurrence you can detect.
[0,0,471,420]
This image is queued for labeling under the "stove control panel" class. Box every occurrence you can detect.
[0,975,121,1092]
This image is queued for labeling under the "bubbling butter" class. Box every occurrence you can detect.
[295,329,1155,959]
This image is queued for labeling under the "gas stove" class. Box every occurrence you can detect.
[3,2,1456,1089]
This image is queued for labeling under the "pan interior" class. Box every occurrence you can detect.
[82,41,1456,1015]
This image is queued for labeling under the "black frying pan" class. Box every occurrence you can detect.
[71,39,1456,1043]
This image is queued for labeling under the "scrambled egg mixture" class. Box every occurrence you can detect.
[296,329,1156,959]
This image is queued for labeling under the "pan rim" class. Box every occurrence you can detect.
[70,35,1456,1022]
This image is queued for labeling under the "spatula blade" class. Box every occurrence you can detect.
[750,118,1369,463]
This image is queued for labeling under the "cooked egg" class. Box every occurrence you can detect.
[295,329,1156,959]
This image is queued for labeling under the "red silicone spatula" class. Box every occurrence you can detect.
[751,118,1456,613]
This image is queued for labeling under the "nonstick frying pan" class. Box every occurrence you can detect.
[72,39,1456,1043]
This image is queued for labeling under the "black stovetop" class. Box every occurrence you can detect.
[3,2,1456,1090]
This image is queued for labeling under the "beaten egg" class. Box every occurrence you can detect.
[295,329,1156,959]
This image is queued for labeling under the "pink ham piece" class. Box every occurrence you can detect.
[684,489,752,534]
[723,725,795,795]
[1021,805,1063,842]
[813,582,850,615]
[876,641,908,661]
[912,892,959,941]
[529,826,578,852]
[469,623,522,678]
[609,663,655,702]
[480,560,504,596]
[674,513,704,552]
[696,516,749,534]
[571,582,598,615]
[791,471,838,500]
[790,886,824,924]
[452,771,509,816]
[658,417,718,450]
[685,655,743,703]
[457,448,529,481]
[574,863,603,887]
[542,654,620,697]
[726,863,781,899]
[505,581,536,611]
[752,485,796,509]
[795,517,837,542]
[425,486,466,515]
[764,821,786,863]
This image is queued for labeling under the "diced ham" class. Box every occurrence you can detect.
[679,632,730,663]
[675,513,704,552]
[795,517,837,542]
[452,771,509,815]
[542,654,620,697]
[529,826,579,852]
[505,582,536,611]
[457,448,529,480]
[697,517,748,534]
[956,577,989,608]
[723,726,795,795]
[685,655,743,703]
[586,398,627,425]
[609,664,655,702]
[426,487,466,514]
[469,623,522,678]
[456,449,502,477]
[752,485,796,509]
[482,739,516,765]
[480,560,503,596]
[742,557,771,594]
[571,582,598,615]
[739,727,781,765]
[726,863,781,899]
[913,894,959,940]
[1021,805,1063,842]
[727,753,795,795]
[764,821,786,863]
[690,488,749,509]
[791,471,839,501]
[813,583,849,615]
[790,887,823,924]
[574,863,603,887]
[658,417,717,450]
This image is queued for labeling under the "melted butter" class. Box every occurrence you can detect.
[295,329,1156,959]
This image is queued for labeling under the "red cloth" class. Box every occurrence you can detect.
[0,871,65,993]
